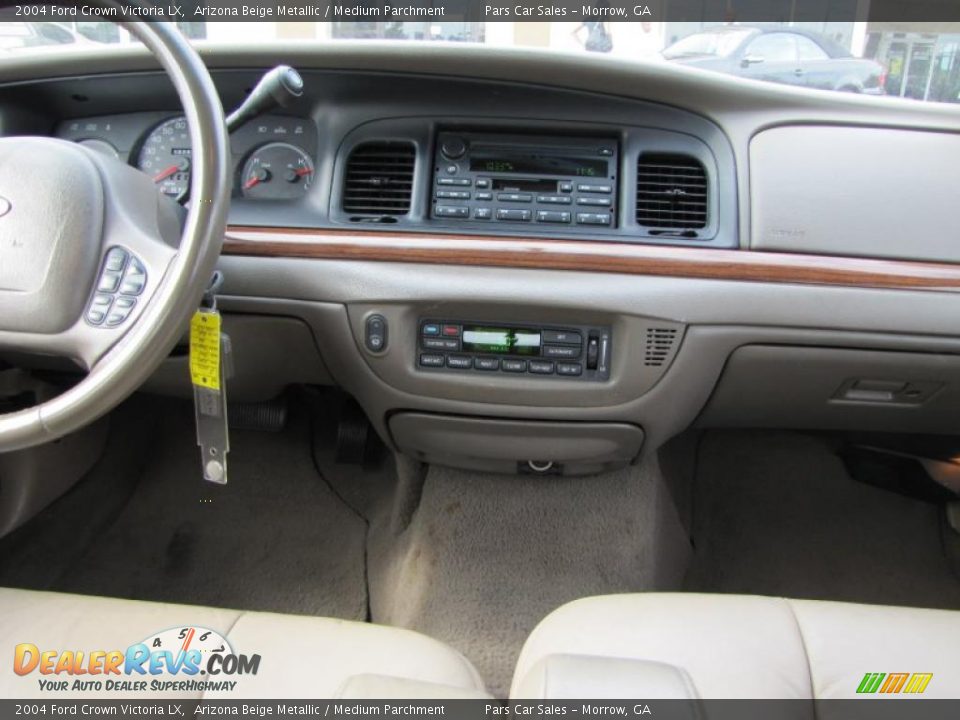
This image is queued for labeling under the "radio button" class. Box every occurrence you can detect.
[442,325,461,337]
[435,205,469,218]
[475,178,491,189]
[557,362,584,377]
[576,212,612,226]
[498,193,532,203]
[537,195,572,205]
[422,323,441,336]
[476,192,493,201]
[578,183,612,194]
[447,355,473,369]
[475,357,500,371]
[536,211,571,224]
[559,182,574,193]
[436,190,470,200]
[474,207,493,220]
[423,337,459,351]
[542,330,582,345]
[543,345,580,359]
[497,209,532,222]
[446,165,459,175]
[437,177,470,186]
[502,359,527,373]
[528,360,555,375]
[577,197,612,207]
[420,354,444,367]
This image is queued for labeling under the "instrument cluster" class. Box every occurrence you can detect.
[57,113,318,202]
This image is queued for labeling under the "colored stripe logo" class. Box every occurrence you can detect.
[857,672,933,694]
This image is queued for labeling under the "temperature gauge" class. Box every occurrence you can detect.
[241,142,314,200]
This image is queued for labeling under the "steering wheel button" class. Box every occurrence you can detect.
[85,309,106,326]
[119,259,147,296]
[105,311,128,327]
[97,271,121,293]
[104,248,128,271]
[126,258,147,277]
[119,279,145,296]
[92,293,113,308]
[114,297,136,310]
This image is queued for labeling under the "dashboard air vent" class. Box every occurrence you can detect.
[644,327,679,367]
[343,142,416,217]
[636,154,708,232]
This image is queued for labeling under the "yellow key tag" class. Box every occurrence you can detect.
[189,310,222,391]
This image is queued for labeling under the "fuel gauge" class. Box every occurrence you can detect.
[241,142,314,200]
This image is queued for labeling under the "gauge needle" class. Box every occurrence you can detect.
[243,175,262,190]
[153,165,180,182]
[295,167,312,177]
[181,628,196,653]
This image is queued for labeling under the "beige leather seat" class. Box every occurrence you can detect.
[0,588,488,699]
[512,593,960,699]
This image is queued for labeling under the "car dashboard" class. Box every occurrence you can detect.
[32,61,737,249]
[4,42,960,473]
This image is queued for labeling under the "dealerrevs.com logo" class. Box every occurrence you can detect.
[13,626,260,693]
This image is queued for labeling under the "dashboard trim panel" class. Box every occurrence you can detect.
[223,226,960,293]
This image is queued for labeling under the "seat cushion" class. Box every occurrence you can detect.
[512,593,960,699]
[0,588,486,698]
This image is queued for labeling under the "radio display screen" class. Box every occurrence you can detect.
[469,154,607,178]
[461,326,541,356]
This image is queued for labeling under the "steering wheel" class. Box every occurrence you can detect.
[0,19,230,452]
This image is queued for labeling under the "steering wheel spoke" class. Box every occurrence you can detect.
[0,145,179,371]
[76,151,181,369]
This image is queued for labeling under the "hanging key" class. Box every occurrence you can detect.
[190,272,232,484]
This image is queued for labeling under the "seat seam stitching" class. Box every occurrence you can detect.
[783,599,817,713]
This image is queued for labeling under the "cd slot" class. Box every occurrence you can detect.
[492,178,558,192]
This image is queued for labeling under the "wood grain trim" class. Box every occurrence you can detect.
[223,226,960,293]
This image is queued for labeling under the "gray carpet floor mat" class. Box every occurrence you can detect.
[6,400,959,697]
[50,399,368,619]
[367,457,692,697]
[685,431,960,609]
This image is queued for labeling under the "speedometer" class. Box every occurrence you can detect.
[136,117,191,201]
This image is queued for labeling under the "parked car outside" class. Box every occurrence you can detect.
[0,22,95,52]
[663,25,886,94]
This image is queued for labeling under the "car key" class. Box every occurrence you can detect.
[190,273,231,485]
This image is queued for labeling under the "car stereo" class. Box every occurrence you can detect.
[417,320,611,381]
[432,132,618,228]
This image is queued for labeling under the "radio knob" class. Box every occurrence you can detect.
[441,137,468,160]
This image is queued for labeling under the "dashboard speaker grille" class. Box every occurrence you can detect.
[644,327,679,367]
[343,142,416,216]
[636,154,708,231]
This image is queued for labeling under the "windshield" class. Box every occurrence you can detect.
[662,29,754,59]
[2,3,960,105]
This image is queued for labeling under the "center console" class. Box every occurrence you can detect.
[432,131,619,228]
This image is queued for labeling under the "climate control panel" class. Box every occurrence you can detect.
[417,320,611,381]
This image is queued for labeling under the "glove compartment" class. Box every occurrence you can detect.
[697,345,960,433]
